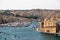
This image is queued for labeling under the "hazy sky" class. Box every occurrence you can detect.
[0,0,60,10]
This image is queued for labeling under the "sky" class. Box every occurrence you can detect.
[0,0,60,10]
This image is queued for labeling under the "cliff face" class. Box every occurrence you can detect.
[0,9,60,26]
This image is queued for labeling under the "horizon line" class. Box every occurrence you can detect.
[0,8,60,10]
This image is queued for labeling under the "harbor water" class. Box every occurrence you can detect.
[0,21,60,40]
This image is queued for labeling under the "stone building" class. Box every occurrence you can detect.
[37,17,60,34]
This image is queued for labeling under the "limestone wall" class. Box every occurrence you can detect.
[43,18,57,28]
[43,28,56,33]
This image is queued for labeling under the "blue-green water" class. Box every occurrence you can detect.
[0,21,60,40]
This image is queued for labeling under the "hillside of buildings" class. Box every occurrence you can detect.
[0,9,60,27]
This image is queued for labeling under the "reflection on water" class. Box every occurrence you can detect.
[0,21,60,40]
